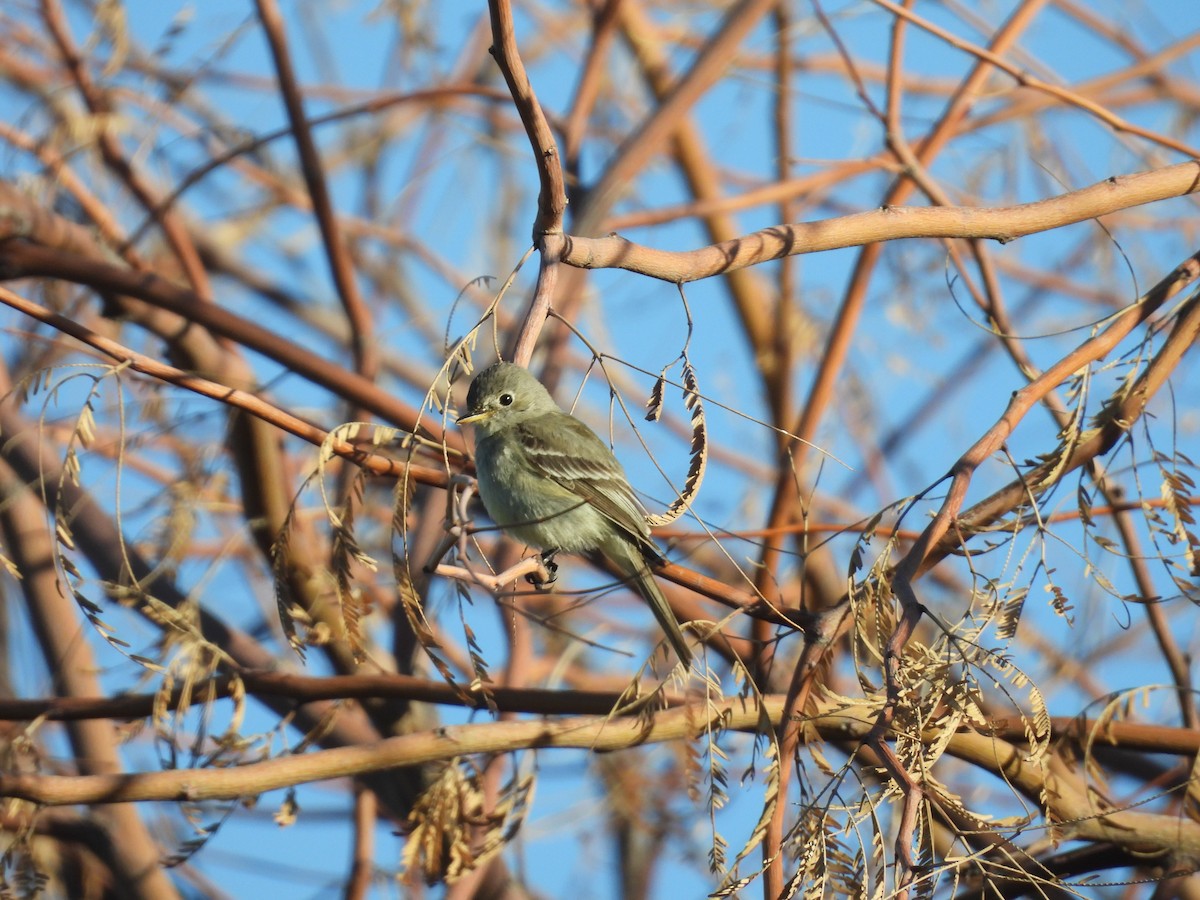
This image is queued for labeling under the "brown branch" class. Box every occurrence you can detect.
[917,248,1200,575]
[0,285,449,487]
[0,455,179,900]
[0,396,430,820]
[487,0,565,240]
[870,0,1200,159]
[1109,501,1196,729]
[614,0,786,424]
[872,250,1200,891]
[0,272,772,630]
[559,160,1200,282]
[580,0,778,231]
[345,786,377,900]
[5,694,1200,873]
[254,0,377,382]
[2,667,1196,755]
[486,0,568,361]
[562,0,626,174]
[40,0,211,295]
[604,156,887,230]
[0,238,459,451]
[0,699,787,806]
[766,8,1061,891]
[0,670,691,723]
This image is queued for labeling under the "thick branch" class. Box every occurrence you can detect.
[561,161,1200,282]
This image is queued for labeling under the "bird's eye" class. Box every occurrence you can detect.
[499,392,514,407]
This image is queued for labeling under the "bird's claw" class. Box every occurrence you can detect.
[525,550,560,590]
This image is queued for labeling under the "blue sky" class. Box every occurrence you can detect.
[4,1,1200,896]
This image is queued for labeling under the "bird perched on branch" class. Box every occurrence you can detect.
[458,361,692,664]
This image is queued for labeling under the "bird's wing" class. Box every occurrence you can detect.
[515,414,654,547]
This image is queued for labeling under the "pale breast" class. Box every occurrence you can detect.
[473,433,611,552]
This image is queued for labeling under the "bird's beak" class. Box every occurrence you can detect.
[457,409,493,425]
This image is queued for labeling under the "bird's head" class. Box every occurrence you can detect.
[457,362,557,436]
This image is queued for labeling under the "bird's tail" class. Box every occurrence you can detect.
[602,541,693,665]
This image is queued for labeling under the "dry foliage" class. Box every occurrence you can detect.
[0,1,1197,898]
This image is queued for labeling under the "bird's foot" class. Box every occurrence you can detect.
[525,550,560,590]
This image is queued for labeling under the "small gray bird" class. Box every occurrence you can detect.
[457,362,692,664]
